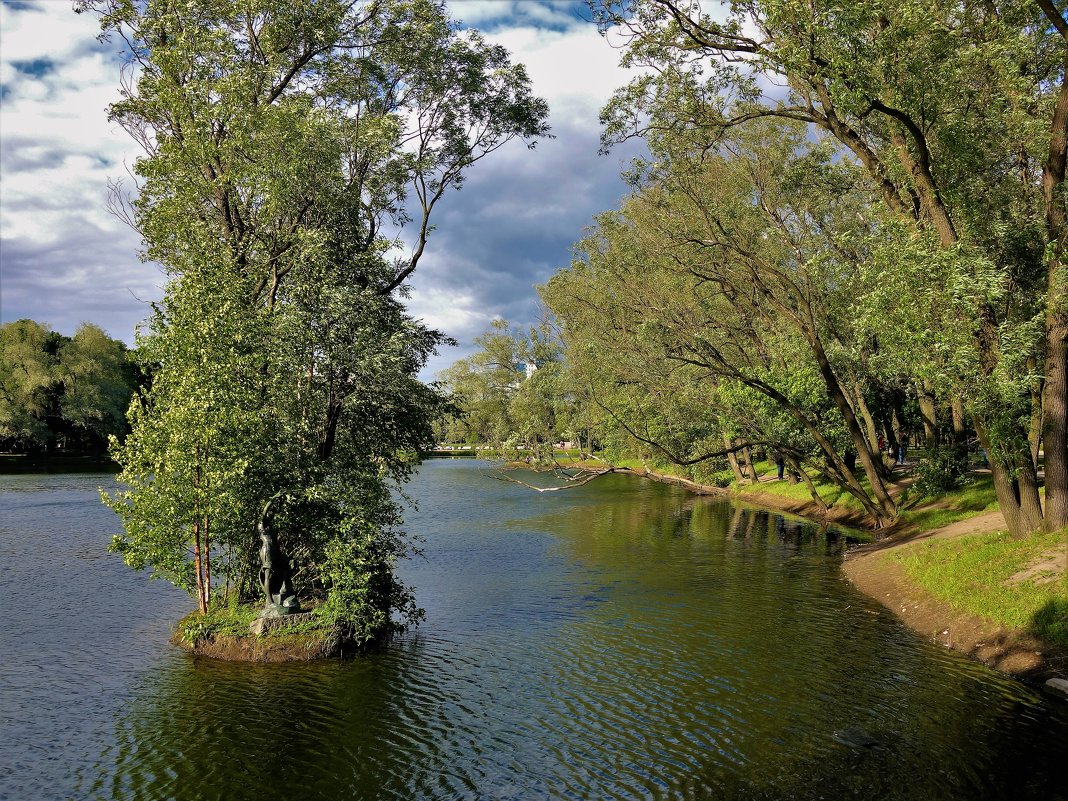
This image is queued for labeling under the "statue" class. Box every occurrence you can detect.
[256,496,300,615]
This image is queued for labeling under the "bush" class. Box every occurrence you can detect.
[913,446,968,497]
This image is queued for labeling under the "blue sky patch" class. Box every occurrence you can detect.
[11,57,55,78]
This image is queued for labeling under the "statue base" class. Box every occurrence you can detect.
[259,593,301,617]
[250,608,315,637]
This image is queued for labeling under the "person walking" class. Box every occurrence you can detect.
[773,450,785,481]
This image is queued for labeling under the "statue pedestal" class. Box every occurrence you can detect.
[250,609,316,637]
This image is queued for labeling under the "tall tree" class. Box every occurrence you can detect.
[593,0,1066,535]
[86,0,550,635]
[0,320,58,450]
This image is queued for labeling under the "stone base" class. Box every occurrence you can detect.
[250,610,317,636]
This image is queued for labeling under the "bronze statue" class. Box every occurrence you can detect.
[256,496,300,614]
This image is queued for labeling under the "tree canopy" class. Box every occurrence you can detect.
[84,0,550,635]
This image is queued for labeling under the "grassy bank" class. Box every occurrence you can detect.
[893,529,1068,647]
[594,457,1067,667]
[175,603,343,661]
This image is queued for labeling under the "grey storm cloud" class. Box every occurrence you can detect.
[1,0,643,378]
[407,120,645,378]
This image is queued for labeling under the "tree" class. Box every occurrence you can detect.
[0,320,57,451]
[86,0,550,636]
[543,118,916,525]
[592,0,1067,535]
[438,319,567,462]
[57,323,135,451]
[0,320,135,454]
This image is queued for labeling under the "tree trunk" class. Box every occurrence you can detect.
[853,381,892,481]
[724,434,745,483]
[1029,361,1044,470]
[791,457,828,515]
[743,445,760,482]
[975,420,1045,538]
[1040,39,1068,532]
[1042,319,1068,530]
[917,381,938,450]
[192,518,206,615]
[203,515,211,610]
[809,331,897,520]
[192,464,206,614]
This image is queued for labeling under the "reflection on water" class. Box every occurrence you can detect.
[2,463,1067,801]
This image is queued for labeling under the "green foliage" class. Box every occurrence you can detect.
[0,319,137,453]
[912,447,969,497]
[177,604,260,645]
[89,0,549,639]
[438,319,569,464]
[589,0,1067,535]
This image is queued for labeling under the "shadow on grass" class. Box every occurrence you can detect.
[1030,598,1068,649]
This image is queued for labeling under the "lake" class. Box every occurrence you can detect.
[2,459,1066,800]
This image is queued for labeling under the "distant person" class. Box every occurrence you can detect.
[877,434,885,453]
[897,432,908,465]
[844,449,857,472]
[773,450,785,480]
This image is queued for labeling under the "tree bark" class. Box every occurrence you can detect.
[724,433,745,483]
[743,445,760,482]
[1040,56,1068,532]
[1043,322,1068,530]
[203,514,211,610]
[917,381,938,450]
[975,420,1044,537]
[791,457,828,515]
[192,518,206,615]
[809,331,897,520]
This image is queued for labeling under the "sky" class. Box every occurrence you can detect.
[0,0,644,378]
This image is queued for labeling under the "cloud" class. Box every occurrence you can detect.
[0,1,642,376]
[1,1,155,343]
[405,13,643,378]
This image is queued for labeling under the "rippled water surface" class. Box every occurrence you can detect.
[2,460,1067,800]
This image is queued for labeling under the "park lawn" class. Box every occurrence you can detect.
[735,464,868,513]
[896,476,999,531]
[892,528,1068,647]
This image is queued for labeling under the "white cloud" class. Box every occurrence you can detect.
[0,0,640,365]
[1,1,154,342]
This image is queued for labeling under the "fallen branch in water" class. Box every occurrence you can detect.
[484,467,619,492]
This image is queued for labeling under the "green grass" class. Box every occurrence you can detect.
[176,601,328,644]
[177,603,260,644]
[896,476,998,531]
[893,528,1068,646]
[735,467,868,512]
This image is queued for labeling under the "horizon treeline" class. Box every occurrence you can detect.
[0,319,141,455]
[444,0,1067,539]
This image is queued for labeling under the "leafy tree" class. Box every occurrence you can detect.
[439,319,567,463]
[1,320,136,454]
[591,0,1067,535]
[84,0,549,637]
[0,320,58,450]
[57,323,135,450]
[544,119,907,524]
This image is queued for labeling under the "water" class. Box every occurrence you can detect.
[2,460,1066,800]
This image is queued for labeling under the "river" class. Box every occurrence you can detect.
[2,459,1066,800]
